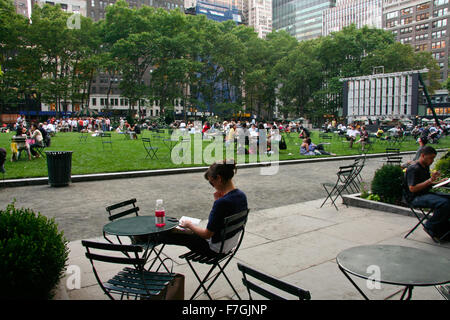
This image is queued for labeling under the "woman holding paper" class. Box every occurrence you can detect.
[158,159,248,255]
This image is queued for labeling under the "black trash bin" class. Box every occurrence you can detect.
[46,151,73,187]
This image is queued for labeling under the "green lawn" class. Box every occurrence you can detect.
[1,129,449,179]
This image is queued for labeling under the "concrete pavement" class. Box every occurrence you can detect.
[58,198,449,300]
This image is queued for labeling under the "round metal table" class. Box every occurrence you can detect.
[336,244,450,300]
[103,215,178,237]
[103,216,179,272]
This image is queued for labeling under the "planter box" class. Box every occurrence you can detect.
[342,193,412,216]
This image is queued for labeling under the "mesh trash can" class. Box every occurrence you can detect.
[46,151,73,187]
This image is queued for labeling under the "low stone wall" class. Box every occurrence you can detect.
[342,193,412,216]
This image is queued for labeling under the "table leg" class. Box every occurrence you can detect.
[400,286,414,300]
[338,265,370,300]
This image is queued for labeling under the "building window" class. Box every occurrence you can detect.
[400,37,412,44]
[72,5,80,13]
[91,0,95,7]
[432,30,447,38]
[100,98,104,106]
[434,0,449,6]
[416,33,429,41]
[401,17,414,24]
[416,12,430,21]
[433,8,448,17]
[432,40,446,49]
[432,51,445,59]
[386,11,398,19]
[401,7,412,15]
[416,3,430,10]
[432,18,447,28]
[416,23,429,31]
[400,27,413,34]
[92,98,96,106]
[416,44,429,51]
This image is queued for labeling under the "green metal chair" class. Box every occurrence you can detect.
[237,263,311,300]
[82,240,174,300]
[104,198,168,272]
[179,209,249,300]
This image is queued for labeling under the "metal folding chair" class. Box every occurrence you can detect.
[385,148,402,165]
[402,177,450,243]
[104,198,169,272]
[237,263,311,300]
[142,137,158,160]
[179,209,249,300]
[101,133,112,150]
[82,240,174,300]
[320,165,358,210]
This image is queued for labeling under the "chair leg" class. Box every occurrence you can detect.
[404,209,431,239]
[187,259,216,300]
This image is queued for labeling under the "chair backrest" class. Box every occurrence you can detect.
[237,263,311,300]
[82,240,145,266]
[218,209,249,254]
[385,148,400,155]
[106,198,139,221]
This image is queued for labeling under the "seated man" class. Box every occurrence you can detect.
[405,146,450,241]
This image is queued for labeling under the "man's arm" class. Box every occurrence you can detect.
[408,171,441,193]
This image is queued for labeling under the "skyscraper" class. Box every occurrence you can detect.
[272,0,336,41]
[247,0,272,38]
[322,0,383,36]
[383,0,450,81]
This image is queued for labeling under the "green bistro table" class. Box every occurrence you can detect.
[337,245,450,300]
[103,216,179,272]
[103,215,178,237]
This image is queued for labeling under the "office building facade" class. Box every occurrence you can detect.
[247,0,272,38]
[322,0,383,36]
[273,0,336,41]
[383,0,450,81]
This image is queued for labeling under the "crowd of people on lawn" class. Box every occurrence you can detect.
[2,114,450,165]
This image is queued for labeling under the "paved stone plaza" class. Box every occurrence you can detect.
[1,153,449,300]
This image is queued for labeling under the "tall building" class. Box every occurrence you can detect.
[322,0,383,36]
[14,0,34,18]
[247,0,272,38]
[37,0,87,16]
[383,0,450,81]
[272,0,336,41]
[87,0,183,21]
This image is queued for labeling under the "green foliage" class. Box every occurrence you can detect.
[0,5,441,120]
[367,194,381,202]
[0,202,69,299]
[434,151,450,178]
[371,165,405,204]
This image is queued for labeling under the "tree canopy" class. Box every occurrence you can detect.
[0,0,440,122]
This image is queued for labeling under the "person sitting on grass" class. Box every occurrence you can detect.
[300,138,336,156]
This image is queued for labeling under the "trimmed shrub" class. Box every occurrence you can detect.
[371,164,404,204]
[0,202,69,299]
[434,151,450,178]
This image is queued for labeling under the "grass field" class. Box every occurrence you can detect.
[1,129,449,179]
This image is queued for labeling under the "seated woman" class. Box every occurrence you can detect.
[29,123,44,158]
[12,126,32,161]
[300,138,335,156]
[157,160,248,255]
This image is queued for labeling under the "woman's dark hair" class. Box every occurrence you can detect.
[306,138,312,145]
[204,159,237,182]
[16,126,23,136]
[258,123,265,130]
